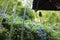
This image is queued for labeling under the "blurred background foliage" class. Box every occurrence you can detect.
[0,0,60,40]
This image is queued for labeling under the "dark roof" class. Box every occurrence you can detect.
[32,0,60,11]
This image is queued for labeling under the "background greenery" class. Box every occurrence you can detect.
[0,0,60,40]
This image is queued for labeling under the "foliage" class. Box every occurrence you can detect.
[0,27,9,40]
[0,0,60,40]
